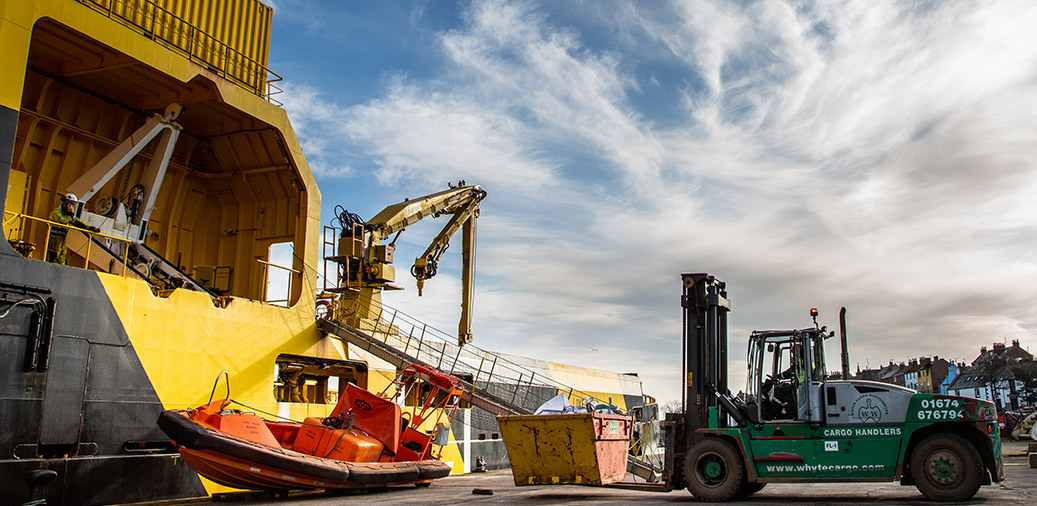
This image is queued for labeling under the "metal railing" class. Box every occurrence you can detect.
[258,258,298,307]
[324,288,618,413]
[4,211,133,272]
[76,0,283,105]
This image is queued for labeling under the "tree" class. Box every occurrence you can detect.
[1012,362,1037,407]
[660,399,684,416]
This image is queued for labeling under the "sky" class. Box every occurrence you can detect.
[263,0,1037,404]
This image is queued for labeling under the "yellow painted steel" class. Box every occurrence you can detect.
[3,170,28,238]
[497,413,632,486]
[150,0,272,67]
[79,0,273,94]
[1,1,322,304]
[99,270,329,495]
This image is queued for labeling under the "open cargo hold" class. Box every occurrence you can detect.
[497,412,632,486]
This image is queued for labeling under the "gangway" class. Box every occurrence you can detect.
[317,297,664,482]
[318,318,529,416]
[316,291,621,416]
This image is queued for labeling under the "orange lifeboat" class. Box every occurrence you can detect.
[158,364,464,490]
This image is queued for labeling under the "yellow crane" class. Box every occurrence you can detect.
[332,182,486,346]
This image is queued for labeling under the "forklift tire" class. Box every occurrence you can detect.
[909,432,983,502]
[684,438,746,502]
[734,481,766,499]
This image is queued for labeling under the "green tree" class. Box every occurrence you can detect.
[1012,362,1037,407]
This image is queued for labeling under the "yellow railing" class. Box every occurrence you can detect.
[256,257,299,307]
[75,0,283,105]
[4,211,133,275]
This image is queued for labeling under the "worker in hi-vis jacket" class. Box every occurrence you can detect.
[47,193,99,265]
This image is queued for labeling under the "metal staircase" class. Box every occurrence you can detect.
[316,292,614,417]
[318,318,530,415]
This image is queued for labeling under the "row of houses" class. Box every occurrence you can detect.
[855,340,1036,412]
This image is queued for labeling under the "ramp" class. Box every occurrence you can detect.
[317,293,626,417]
[319,318,530,416]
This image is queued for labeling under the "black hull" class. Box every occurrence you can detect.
[1,101,205,504]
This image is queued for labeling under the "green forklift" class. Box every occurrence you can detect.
[663,273,1003,501]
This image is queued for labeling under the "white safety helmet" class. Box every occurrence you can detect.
[61,193,78,204]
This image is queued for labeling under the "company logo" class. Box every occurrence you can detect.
[354,399,372,411]
[850,394,888,423]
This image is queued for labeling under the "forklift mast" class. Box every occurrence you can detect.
[681,273,731,435]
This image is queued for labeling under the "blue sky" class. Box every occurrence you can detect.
[265,0,1037,403]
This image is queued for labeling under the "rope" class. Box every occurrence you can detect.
[223,398,332,429]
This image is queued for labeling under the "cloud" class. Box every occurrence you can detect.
[282,0,1037,403]
[280,82,356,179]
[342,79,556,189]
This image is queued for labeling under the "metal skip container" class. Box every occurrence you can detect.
[497,412,632,486]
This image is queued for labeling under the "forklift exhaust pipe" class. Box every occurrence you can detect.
[839,307,850,380]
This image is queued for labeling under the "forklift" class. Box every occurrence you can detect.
[662,273,1004,501]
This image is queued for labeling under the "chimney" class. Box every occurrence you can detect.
[1012,339,1020,348]
[981,346,987,354]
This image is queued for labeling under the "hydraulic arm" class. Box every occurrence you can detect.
[339,182,486,346]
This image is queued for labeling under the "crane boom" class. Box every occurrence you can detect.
[411,196,482,345]
[334,182,486,347]
[365,185,485,240]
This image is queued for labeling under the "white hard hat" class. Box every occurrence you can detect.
[62,193,78,204]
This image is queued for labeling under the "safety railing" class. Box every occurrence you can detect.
[257,258,298,307]
[325,288,618,412]
[76,0,283,105]
[4,211,134,273]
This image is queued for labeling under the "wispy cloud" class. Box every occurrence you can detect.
[343,79,556,189]
[280,82,356,179]
[279,0,1037,401]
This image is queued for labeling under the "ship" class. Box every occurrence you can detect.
[0,1,650,504]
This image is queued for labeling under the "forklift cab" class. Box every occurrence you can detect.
[746,327,829,424]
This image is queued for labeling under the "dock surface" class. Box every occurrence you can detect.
[149,440,1036,505]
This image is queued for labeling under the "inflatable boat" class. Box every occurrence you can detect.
[158,364,463,490]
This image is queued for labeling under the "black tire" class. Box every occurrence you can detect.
[684,438,746,502]
[910,433,983,502]
[734,481,766,499]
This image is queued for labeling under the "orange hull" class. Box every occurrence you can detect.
[157,406,450,491]
[179,447,438,490]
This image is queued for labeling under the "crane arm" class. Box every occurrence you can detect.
[358,182,485,347]
[365,185,485,240]
[411,198,480,293]
[409,198,481,346]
